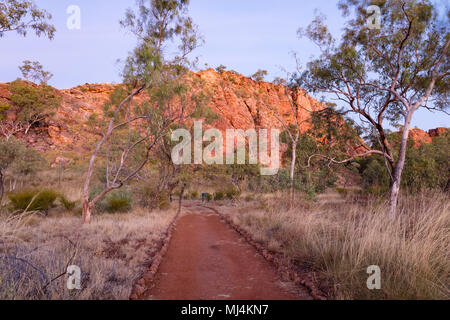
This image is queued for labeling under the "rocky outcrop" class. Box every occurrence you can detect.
[428,127,448,138]
[0,70,446,158]
[192,69,324,132]
[409,127,448,147]
[0,70,324,155]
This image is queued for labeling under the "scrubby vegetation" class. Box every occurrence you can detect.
[0,206,177,300]
[222,190,449,300]
[0,0,448,302]
[8,189,58,213]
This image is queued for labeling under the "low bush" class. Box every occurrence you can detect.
[9,189,58,213]
[157,191,170,210]
[89,187,133,213]
[58,195,77,211]
[106,190,132,213]
[214,191,225,201]
[190,191,199,200]
[139,184,170,210]
[225,187,241,200]
[336,187,349,197]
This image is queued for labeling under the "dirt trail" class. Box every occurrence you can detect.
[145,206,311,300]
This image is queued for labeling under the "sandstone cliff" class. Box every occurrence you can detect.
[0,69,324,155]
[0,69,446,160]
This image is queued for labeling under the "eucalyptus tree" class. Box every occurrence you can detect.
[0,0,55,39]
[82,0,207,223]
[297,0,449,216]
[19,60,53,84]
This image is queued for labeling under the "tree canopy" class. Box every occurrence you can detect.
[296,0,449,215]
[0,0,55,39]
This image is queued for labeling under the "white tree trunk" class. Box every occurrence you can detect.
[290,140,298,207]
[81,87,144,223]
[0,171,4,201]
[388,113,413,217]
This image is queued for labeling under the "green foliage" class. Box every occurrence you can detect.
[58,195,77,211]
[0,0,56,39]
[106,189,132,213]
[190,191,198,199]
[0,101,10,120]
[139,184,170,210]
[0,137,23,172]
[120,0,201,86]
[0,138,44,183]
[215,65,227,73]
[296,0,449,203]
[336,187,349,196]
[214,191,225,201]
[8,80,61,131]
[359,131,450,192]
[89,186,132,213]
[107,197,132,213]
[273,77,287,86]
[205,193,213,201]
[250,69,268,82]
[359,157,390,191]
[157,191,170,210]
[9,189,58,212]
[402,133,449,191]
[10,145,45,177]
[19,60,53,84]
[248,169,289,194]
[87,113,99,126]
[225,187,241,200]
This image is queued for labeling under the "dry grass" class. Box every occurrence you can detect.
[0,206,177,300]
[223,190,450,300]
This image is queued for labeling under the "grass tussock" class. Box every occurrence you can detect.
[0,207,177,300]
[226,190,450,300]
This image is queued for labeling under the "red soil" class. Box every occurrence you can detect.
[144,207,311,300]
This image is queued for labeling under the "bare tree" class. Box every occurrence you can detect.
[0,120,23,141]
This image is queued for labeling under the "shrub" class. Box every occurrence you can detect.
[9,80,60,131]
[190,191,199,199]
[157,191,170,210]
[106,190,132,213]
[58,195,77,211]
[89,187,133,213]
[225,187,241,200]
[214,191,225,201]
[205,193,213,202]
[9,189,58,213]
[139,184,170,210]
[107,197,131,213]
[336,187,349,197]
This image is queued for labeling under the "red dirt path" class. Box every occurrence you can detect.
[145,206,311,300]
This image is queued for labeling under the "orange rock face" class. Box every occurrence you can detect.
[409,128,433,147]
[0,70,446,156]
[193,69,324,133]
[408,127,448,148]
[0,70,325,153]
[428,127,448,138]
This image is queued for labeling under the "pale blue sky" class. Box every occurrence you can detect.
[1,0,448,130]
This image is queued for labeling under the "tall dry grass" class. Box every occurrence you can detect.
[0,207,176,300]
[225,190,449,300]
